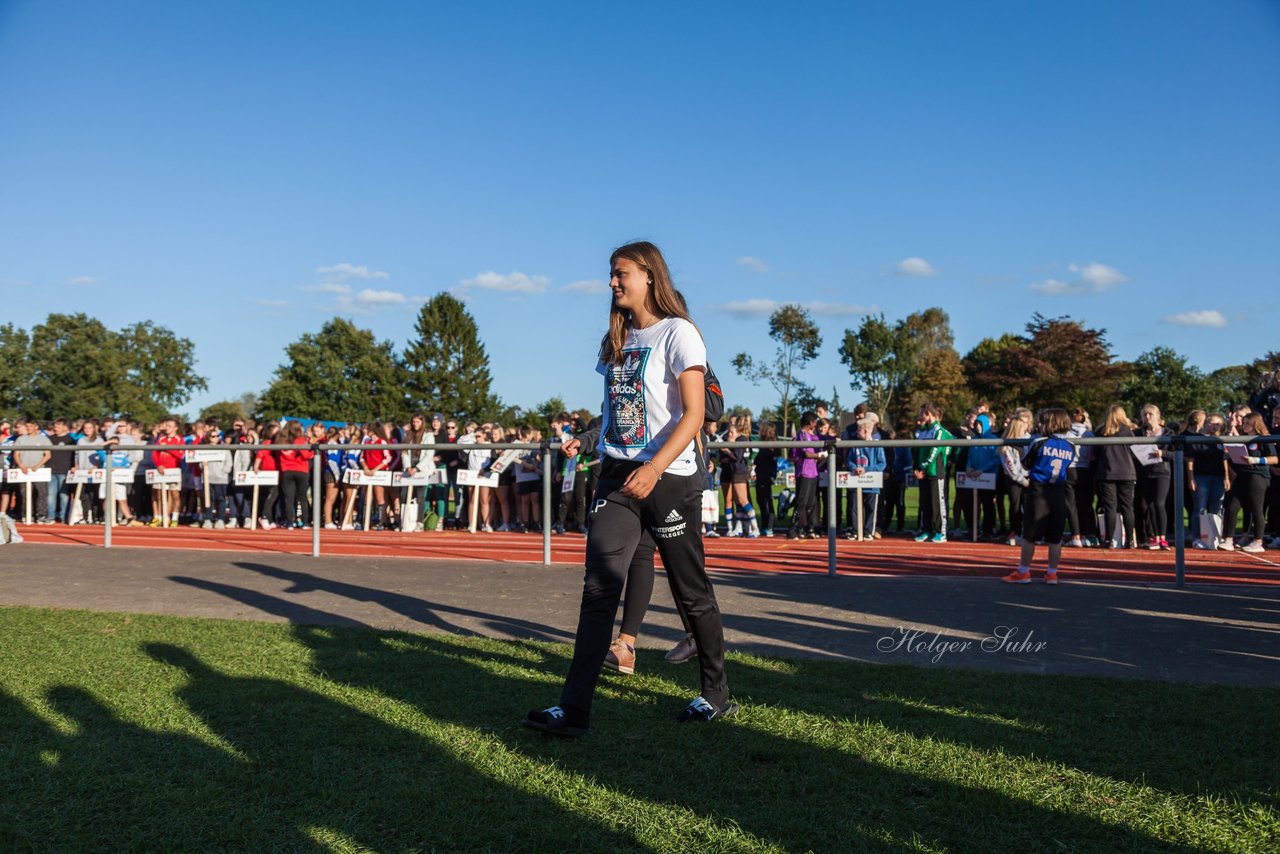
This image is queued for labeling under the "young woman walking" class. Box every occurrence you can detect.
[523,241,734,737]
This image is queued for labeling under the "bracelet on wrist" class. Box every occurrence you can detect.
[643,460,663,480]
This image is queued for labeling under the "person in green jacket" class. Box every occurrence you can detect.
[912,402,953,542]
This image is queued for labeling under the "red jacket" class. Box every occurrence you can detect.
[361,438,387,471]
[255,447,279,471]
[152,435,184,470]
[278,437,314,473]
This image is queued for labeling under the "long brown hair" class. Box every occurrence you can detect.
[600,241,693,366]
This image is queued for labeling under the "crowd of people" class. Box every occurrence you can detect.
[0,412,587,534]
[3,377,1279,551]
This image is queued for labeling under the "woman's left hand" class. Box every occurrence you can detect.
[621,464,660,500]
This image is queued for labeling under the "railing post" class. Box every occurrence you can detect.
[312,444,322,558]
[1173,444,1185,588]
[103,459,113,549]
[542,442,553,566]
[826,445,837,577]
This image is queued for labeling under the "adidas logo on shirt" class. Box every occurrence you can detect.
[664,509,683,523]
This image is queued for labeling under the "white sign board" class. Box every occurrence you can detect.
[145,469,182,485]
[837,471,883,489]
[185,449,227,463]
[393,470,442,486]
[235,470,280,486]
[66,470,95,484]
[91,468,135,484]
[956,472,997,490]
[487,449,522,475]
[344,470,393,486]
[5,468,52,483]
[785,473,796,489]
[456,469,498,488]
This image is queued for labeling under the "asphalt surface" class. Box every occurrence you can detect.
[3,542,1278,687]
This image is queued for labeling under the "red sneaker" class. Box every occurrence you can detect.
[1002,570,1032,584]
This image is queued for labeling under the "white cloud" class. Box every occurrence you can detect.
[69,275,95,286]
[737,256,769,274]
[897,257,936,277]
[453,270,550,296]
[1069,262,1128,290]
[300,282,352,294]
[805,301,871,317]
[562,279,609,294]
[253,298,288,308]
[1162,310,1227,328]
[1030,262,1130,296]
[721,298,783,318]
[1029,278,1077,296]
[316,263,389,280]
[354,288,407,306]
[718,299,871,319]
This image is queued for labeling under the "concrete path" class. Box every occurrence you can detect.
[2,543,1278,687]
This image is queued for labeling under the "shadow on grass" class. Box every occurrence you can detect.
[294,623,1222,852]
[0,651,645,851]
[204,560,1278,814]
[169,560,574,641]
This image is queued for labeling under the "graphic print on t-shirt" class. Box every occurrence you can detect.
[604,347,650,449]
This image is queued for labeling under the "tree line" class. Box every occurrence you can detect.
[3,297,1274,432]
[739,303,1276,433]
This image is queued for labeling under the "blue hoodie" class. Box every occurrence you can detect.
[965,416,1001,476]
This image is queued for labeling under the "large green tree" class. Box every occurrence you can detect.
[17,313,205,422]
[0,323,31,417]
[258,318,406,421]
[402,294,502,421]
[1121,347,1221,421]
[840,307,967,428]
[963,314,1127,416]
[732,304,821,435]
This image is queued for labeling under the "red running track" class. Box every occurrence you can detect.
[13,524,1280,586]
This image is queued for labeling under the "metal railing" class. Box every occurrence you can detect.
[3,434,1270,585]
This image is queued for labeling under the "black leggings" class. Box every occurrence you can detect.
[1224,472,1269,540]
[754,481,774,532]
[791,475,818,532]
[1097,480,1136,545]
[280,471,311,525]
[561,460,727,719]
[1141,473,1171,540]
[1005,480,1025,537]
[1064,467,1097,538]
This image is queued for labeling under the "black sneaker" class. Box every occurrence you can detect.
[521,705,589,738]
[676,696,738,723]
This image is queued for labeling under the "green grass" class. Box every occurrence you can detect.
[1,607,1276,852]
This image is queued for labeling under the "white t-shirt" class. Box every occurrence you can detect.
[595,316,706,477]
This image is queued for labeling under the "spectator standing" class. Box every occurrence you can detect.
[1094,405,1138,548]
[47,418,76,523]
[14,418,53,523]
[845,417,886,539]
[912,403,953,543]
[1136,404,1173,549]
[1003,409,1076,584]
[788,411,822,539]
[72,418,104,524]
[753,421,779,537]
[1221,412,1276,553]
[277,420,314,529]
[1187,413,1228,549]
[1064,409,1097,547]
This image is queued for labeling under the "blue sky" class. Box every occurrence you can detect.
[2,1,1277,418]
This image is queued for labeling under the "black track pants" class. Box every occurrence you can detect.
[560,459,728,718]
